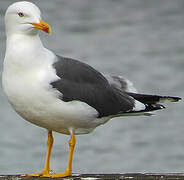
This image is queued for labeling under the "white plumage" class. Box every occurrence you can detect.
[3,1,115,135]
[3,33,102,135]
[2,1,146,135]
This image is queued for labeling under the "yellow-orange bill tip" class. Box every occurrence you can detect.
[32,20,52,34]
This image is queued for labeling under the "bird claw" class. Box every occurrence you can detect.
[21,170,51,177]
[21,170,71,178]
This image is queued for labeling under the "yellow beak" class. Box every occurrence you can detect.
[32,20,52,34]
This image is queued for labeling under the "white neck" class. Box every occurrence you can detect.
[4,33,48,69]
[6,33,44,57]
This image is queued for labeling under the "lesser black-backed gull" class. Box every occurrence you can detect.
[2,1,181,178]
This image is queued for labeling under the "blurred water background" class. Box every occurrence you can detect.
[0,0,184,175]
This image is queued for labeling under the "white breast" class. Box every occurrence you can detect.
[2,34,100,135]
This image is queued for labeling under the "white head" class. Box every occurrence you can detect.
[5,1,51,36]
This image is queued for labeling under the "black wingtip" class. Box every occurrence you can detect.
[127,92,181,104]
[171,96,182,102]
[161,96,182,103]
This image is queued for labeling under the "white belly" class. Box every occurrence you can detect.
[2,65,102,135]
[3,35,109,135]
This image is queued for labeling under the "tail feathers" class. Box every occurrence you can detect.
[145,103,165,111]
[127,92,181,104]
[127,104,165,116]
[118,93,181,117]
[113,103,166,117]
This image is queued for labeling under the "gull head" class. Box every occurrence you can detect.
[5,1,51,36]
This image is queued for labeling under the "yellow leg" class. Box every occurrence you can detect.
[21,130,54,177]
[42,133,76,178]
[21,132,76,178]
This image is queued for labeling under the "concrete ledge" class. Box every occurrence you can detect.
[1,173,184,180]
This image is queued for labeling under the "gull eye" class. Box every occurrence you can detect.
[18,12,24,17]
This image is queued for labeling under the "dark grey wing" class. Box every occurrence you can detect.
[51,55,135,117]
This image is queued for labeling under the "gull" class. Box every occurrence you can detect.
[2,1,181,178]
